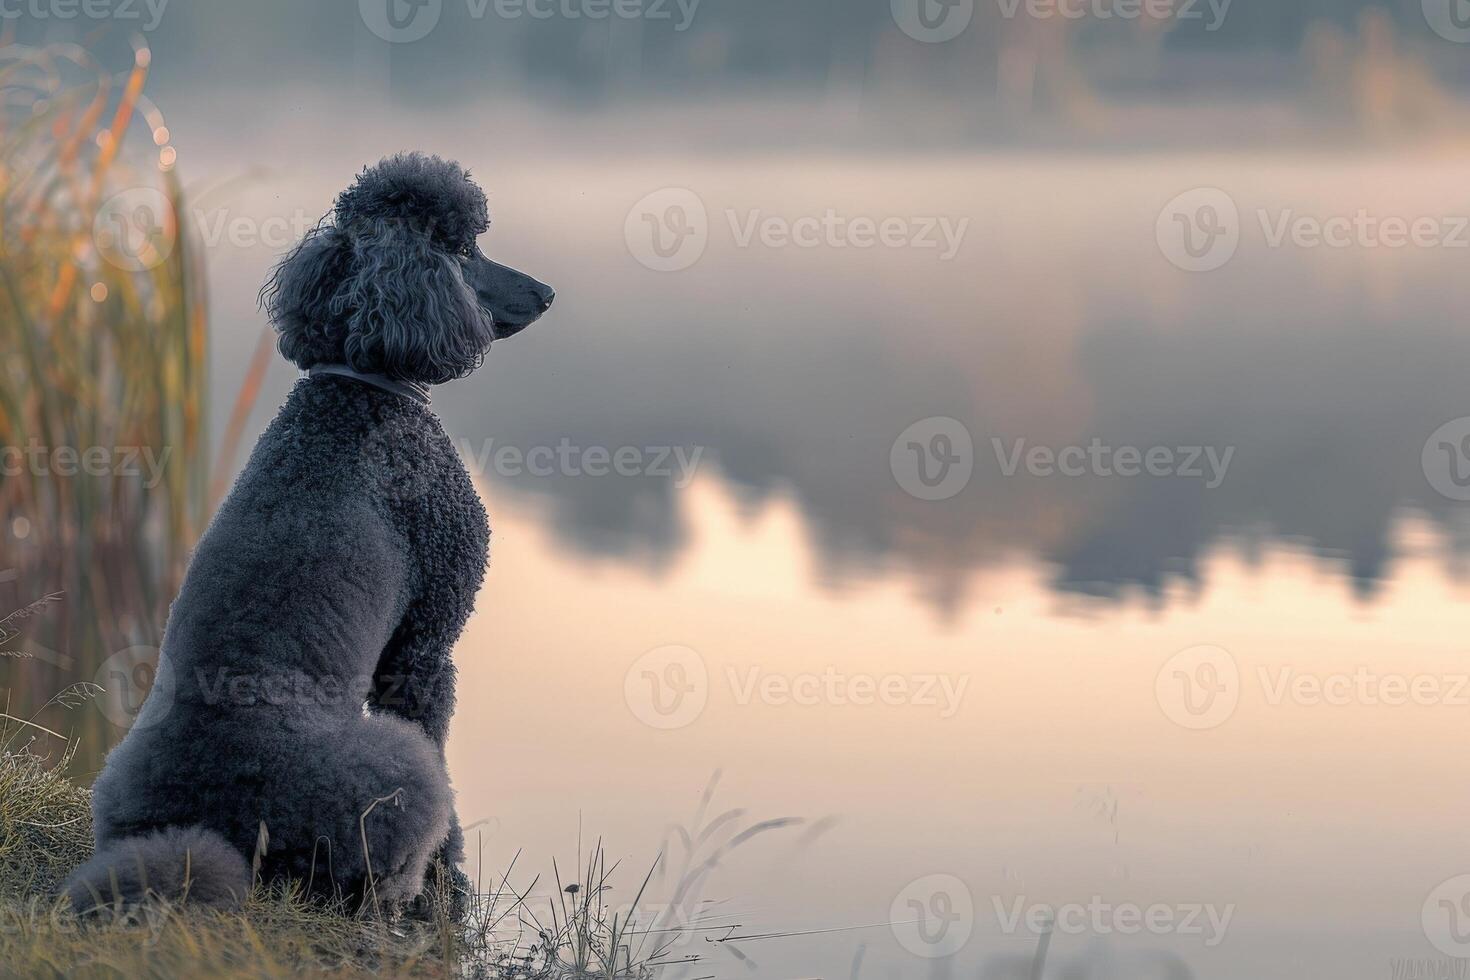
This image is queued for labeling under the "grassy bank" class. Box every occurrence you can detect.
[0,749,685,979]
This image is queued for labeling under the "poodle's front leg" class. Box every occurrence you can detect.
[369,605,458,746]
[368,613,470,903]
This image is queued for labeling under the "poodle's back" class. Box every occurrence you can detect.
[76,374,486,910]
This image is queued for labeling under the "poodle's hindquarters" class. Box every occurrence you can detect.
[64,826,252,914]
[73,710,453,913]
[268,713,455,906]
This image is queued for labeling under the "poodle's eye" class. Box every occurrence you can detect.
[459,243,476,260]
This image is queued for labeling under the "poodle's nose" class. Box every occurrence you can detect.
[539,289,555,312]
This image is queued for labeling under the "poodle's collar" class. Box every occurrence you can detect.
[308,364,432,406]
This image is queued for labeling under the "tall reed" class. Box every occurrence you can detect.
[0,35,207,767]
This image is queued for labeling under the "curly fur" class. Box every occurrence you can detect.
[261,153,496,385]
[66,828,251,913]
[68,378,487,914]
[65,155,512,916]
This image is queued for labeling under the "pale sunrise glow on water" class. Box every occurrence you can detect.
[450,473,1470,977]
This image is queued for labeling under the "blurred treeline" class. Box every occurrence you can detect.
[7,0,1466,145]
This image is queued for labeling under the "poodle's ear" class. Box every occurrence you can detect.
[262,216,497,384]
[337,217,496,385]
[261,224,352,372]
[263,154,506,384]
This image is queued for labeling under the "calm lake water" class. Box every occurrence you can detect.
[138,104,1470,977]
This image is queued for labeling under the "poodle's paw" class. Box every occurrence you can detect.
[401,859,473,923]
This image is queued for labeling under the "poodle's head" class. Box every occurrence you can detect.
[261,153,554,385]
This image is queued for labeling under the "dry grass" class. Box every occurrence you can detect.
[0,743,91,899]
[0,746,458,979]
[0,737,815,978]
[0,747,690,979]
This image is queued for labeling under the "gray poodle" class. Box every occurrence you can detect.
[64,153,554,914]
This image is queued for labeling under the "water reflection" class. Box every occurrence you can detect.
[453,475,1470,979]
[366,150,1470,615]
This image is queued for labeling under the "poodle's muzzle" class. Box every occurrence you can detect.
[463,245,555,341]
